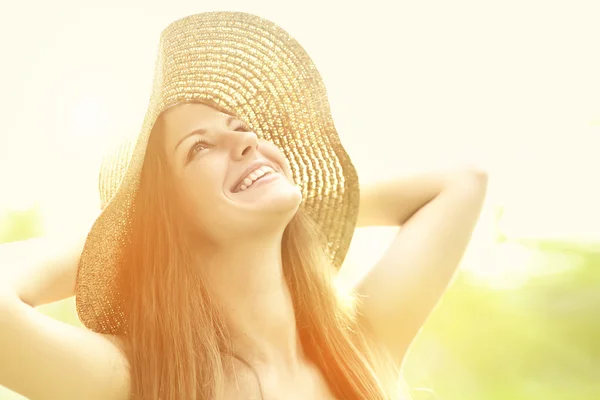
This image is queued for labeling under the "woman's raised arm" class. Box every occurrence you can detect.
[353,166,488,366]
[0,221,131,400]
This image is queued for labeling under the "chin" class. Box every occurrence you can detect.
[254,186,302,214]
[226,186,301,231]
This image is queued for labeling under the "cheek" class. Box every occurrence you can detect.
[179,164,225,211]
[173,180,197,219]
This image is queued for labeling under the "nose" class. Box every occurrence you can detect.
[230,130,259,160]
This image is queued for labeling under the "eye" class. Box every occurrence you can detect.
[234,121,251,132]
[187,138,210,161]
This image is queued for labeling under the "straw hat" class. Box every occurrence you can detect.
[75,11,359,335]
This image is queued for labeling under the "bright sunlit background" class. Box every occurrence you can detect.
[1,1,599,399]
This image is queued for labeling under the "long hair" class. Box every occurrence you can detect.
[117,118,404,399]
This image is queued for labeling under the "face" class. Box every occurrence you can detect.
[158,102,302,246]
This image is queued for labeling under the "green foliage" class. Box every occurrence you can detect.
[404,240,600,400]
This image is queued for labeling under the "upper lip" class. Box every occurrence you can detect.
[231,160,279,193]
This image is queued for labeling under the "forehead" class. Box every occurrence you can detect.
[159,102,232,147]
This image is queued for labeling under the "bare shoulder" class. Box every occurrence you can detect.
[0,297,131,400]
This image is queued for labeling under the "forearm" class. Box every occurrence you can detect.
[356,165,486,228]
[358,172,488,303]
[0,236,81,308]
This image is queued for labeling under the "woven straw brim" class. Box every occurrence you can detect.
[75,11,359,335]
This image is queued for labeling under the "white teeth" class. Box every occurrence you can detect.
[238,165,277,192]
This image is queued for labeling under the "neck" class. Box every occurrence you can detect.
[200,233,305,374]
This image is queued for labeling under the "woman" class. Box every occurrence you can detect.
[0,11,488,400]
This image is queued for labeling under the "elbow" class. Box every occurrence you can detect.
[466,166,489,185]
[448,165,489,198]
[456,165,489,185]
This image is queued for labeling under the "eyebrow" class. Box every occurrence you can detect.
[174,115,236,152]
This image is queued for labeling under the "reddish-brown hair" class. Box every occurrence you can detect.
[117,118,403,399]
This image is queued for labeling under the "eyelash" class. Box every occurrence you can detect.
[186,122,252,161]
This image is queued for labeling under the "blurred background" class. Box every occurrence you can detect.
[1,0,599,399]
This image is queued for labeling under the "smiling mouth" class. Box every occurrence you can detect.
[234,170,278,193]
[232,163,284,193]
